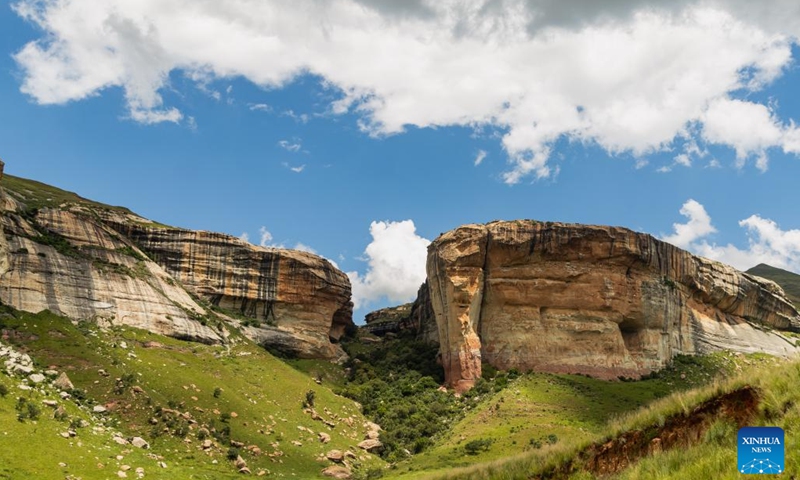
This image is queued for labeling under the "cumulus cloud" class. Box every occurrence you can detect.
[662,199,800,272]
[661,199,716,249]
[239,232,250,243]
[11,1,800,181]
[701,98,800,171]
[347,220,430,309]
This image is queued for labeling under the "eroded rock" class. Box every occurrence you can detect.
[427,221,800,391]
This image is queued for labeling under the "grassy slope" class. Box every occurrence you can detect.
[0,307,384,479]
[411,353,792,480]
[746,263,800,307]
[386,353,747,479]
[3,174,171,228]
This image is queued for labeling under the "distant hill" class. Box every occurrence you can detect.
[746,263,800,307]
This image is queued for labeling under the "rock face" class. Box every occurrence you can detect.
[109,226,353,359]
[360,282,437,343]
[427,220,800,391]
[0,171,354,358]
[1,205,221,344]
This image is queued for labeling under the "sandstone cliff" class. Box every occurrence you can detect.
[0,172,354,359]
[108,225,353,359]
[427,220,800,391]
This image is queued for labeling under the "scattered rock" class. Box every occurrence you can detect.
[322,465,352,479]
[325,450,344,463]
[158,462,167,468]
[365,430,380,440]
[117,471,128,478]
[42,400,58,408]
[44,369,59,377]
[113,436,130,446]
[357,439,383,452]
[291,441,303,447]
[131,437,149,449]
[318,432,331,443]
[93,406,107,414]
[29,373,46,384]
[201,439,213,450]
[234,455,247,470]
[238,467,251,474]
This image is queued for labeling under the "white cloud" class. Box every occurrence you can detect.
[661,199,717,249]
[278,139,302,152]
[701,98,800,171]
[662,199,800,272]
[281,162,306,173]
[249,103,271,112]
[473,149,487,166]
[293,242,317,254]
[347,220,430,309]
[239,232,250,243]
[258,227,274,248]
[11,1,800,180]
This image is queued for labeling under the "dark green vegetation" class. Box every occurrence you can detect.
[0,306,384,479]
[383,352,754,479]
[746,263,800,307]
[336,332,513,462]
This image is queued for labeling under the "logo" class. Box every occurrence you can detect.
[738,427,784,475]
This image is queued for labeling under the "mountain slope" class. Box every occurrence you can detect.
[746,263,800,308]
[0,305,384,479]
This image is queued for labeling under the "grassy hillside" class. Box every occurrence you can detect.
[0,306,384,479]
[746,263,800,307]
[3,174,171,228]
[386,353,753,479]
[415,353,794,480]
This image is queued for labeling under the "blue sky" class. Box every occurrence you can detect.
[4,1,800,322]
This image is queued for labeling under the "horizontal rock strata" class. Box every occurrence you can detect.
[427,220,800,391]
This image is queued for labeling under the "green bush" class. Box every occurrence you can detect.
[464,438,493,455]
[226,447,240,461]
[0,383,8,397]
[213,387,222,398]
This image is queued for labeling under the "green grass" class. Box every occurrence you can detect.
[746,263,800,307]
[0,307,386,479]
[384,352,761,479]
[408,353,792,480]
[4,174,172,229]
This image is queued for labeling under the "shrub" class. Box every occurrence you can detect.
[213,387,222,398]
[464,438,493,455]
[303,390,316,408]
[0,383,8,397]
[226,447,240,461]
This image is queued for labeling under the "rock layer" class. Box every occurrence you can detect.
[0,207,221,343]
[106,225,353,359]
[427,220,800,391]
[0,172,354,358]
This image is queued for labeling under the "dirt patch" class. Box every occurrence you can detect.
[532,386,759,479]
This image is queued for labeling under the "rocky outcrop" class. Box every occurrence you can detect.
[0,172,354,358]
[0,206,221,343]
[427,220,800,391]
[107,226,354,359]
[360,282,437,343]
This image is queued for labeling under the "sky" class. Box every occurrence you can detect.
[3,1,800,322]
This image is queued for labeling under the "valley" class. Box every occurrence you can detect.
[1,168,799,479]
